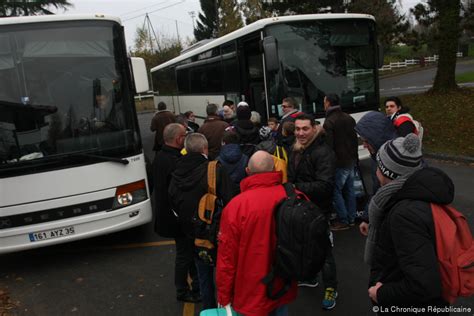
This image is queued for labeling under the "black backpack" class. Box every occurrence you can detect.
[262,183,331,300]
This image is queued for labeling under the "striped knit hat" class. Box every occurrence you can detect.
[376,133,422,180]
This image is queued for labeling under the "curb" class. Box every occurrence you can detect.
[424,152,474,164]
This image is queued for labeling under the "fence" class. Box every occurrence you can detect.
[134,93,154,101]
[379,52,463,72]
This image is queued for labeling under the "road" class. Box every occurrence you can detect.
[379,58,474,96]
[1,116,474,316]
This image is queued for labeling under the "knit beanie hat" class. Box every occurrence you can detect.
[376,133,422,180]
[237,105,251,120]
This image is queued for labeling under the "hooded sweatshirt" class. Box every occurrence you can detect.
[217,144,249,185]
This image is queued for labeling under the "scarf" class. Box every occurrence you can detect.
[364,173,412,265]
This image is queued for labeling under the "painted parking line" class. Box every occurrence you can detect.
[183,302,195,316]
[110,240,175,249]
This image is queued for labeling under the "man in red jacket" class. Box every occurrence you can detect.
[216,151,297,316]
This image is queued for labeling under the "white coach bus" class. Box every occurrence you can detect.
[151,14,382,127]
[0,15,152,253]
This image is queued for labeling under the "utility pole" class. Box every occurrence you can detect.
[143,13,161,52]
[175,20,181,44]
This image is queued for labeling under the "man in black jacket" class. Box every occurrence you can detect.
[322,94,358,231]
[168,133,236,311]
[287,113,338,310]
[367,134,450,314]
[153,123,199,303]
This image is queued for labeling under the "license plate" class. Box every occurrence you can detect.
[29,226,75,242]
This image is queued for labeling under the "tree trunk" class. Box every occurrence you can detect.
[432,0,461,92]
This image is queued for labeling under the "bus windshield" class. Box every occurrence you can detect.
[0,21,140,172]
[265,19,378,117]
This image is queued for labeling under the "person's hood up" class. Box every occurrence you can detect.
[355,111,397,152]
[391,167,454,206]
[171,152,207,191]
[234,120,260,144]
[219,143,243,164]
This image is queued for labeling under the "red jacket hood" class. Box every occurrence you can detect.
[240,171,282,192]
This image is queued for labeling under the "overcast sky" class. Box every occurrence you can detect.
[53,0,425,50]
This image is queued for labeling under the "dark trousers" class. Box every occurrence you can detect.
[174,236,199,295]
[322,231,338,289]
[195,259,217,310]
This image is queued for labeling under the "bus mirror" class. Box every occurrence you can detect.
[131,57,149,94]
[262,36,280,72]
[377,42,384,68]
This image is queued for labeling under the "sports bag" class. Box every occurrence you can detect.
[262,183,330,300]
[193,161,223,266]
[431,203,474,303]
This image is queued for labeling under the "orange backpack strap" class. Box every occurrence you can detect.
[197,161,218,225]
[208,160,217,195]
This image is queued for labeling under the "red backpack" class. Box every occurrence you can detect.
[431,203,474,303]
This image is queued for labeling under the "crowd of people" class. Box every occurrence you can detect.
[149,95,458,316]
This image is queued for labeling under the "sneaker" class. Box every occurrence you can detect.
[322,287,338,310]
[330,222,350,231]
[297,279,319,287]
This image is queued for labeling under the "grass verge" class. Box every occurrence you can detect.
[401,88,474,157]
[135,98,155,112]
[456,71,474,83]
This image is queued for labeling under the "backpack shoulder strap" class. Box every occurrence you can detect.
[283,182,296,198]
[261,270,291,300]
[208,161,217,195]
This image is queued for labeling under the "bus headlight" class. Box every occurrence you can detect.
[112,180,148,210]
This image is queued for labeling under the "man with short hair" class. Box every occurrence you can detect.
[153,123,199,303]
[217,151,297,316]
[277,97,302,144]
[198,103,229,160]
[287,113,339,310]
[150,101,176,151]
[168,133,236,311]
[322,94,358,230]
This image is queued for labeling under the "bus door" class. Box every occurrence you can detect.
[238,34,267,122]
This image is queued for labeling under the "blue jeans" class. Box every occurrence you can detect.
[333,166,356,224]
[195,260,216,310]
[269,305,288,316]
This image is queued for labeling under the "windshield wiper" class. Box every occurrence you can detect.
[0,99,58,114]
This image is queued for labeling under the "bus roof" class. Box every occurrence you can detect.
[0,14,122,26]
[151,13,375,73]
